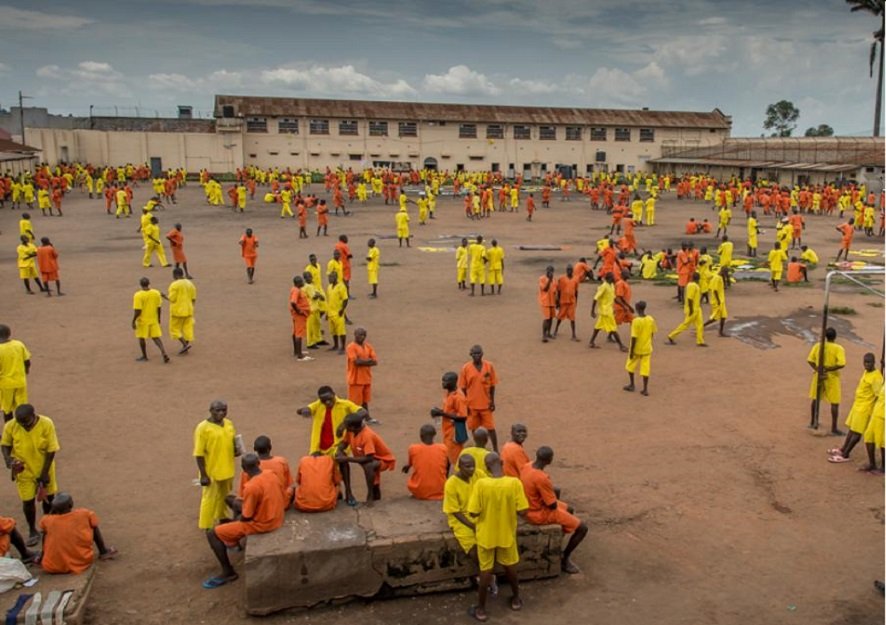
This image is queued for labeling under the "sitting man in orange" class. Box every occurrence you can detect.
[501,423,530,478]
[205,454,285,589]
[685,218,698,235]
[293,452,339,512]
[38,492,118,574]
[520,446,588,575]
[786,257,808,283]
[402,424,449,500]
[336,412,396,506]
[235,436,293,508]
[0,516,34,563]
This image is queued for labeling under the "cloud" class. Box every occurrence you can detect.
[261,64,417,97]
[423,65,500,96]
[149,69,245,92]
[697,16,727,26]
[34,61,129,99]
[587,67,647,106]
[507,78,561,95]
[77,61,113,74]
[0,6,94,30]
[633,61,668,86]
[0,62,8,74]
[654,35,729,76]
[36,65,62,79]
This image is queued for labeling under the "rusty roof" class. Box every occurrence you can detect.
[0,138,39,153]
[214,95,732,129]
[651,137,884,168]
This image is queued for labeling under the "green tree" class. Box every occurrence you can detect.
[763,100,800,137]
[846,0,885,136]
[804,124,835,137]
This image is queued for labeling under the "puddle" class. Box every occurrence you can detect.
[728,308,872,350]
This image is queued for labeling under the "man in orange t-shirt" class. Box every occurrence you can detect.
[346,328,378,422]
[236,436,293,507]
[431,371,469,464]
[39,493,117,575]
[336,412,396,505]
[0,516,34,563]
[290,276,313,362]
[293,453,338,512]
[835,218,855,261]
[402,424,449,500]
[788,210,805,249]
[614,269,634,325]
[458,345,499,452]
[36,237,63,297]
[165,223,192,278]
[538,265,557,343]
[554,265,579,341]
[239,228,258,284]
[316,199,329,237]
[501,423,530,478]
[786,257,808,283]
[519,447,588,574]
[335,235,354,292]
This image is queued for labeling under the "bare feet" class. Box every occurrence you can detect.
[623,385,635,392]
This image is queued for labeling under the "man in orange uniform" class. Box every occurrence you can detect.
[336,412,396,506]
[675,242,692,303]
[402,424,449,500]
[519,447,588,574]
[316,199,329,237]
[239,228,258,284]
[0,516,34,562]
[431,371,469,465]
[501,423,529,478]
[614,269,634,326]
[290,275,313,362]
[38,492,117,574]
[346,328,379,423]
[538,265,558,343]
[553,264,579,341]
[235,436,293,506]
[788,209,805,249]
[834,217,855,261]
[458,345,499,452]
[335,235,354,294]
[293,452,339,512]
[36,237,63,297]
[166,223,192,279]
[204,454,285,588]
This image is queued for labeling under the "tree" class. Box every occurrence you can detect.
[763,100,800,137]
[846,0,885,136]
[804,124,835,137]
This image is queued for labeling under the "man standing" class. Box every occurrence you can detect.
[194,400,239,531]
[554,264,579,341]
[290,275,313,362]
[142,216,170,268]
[0,325,30,423]
[132,277,170,363]
[485,239,505,295]
[239,228,259,284]
[167,268,197,355]
[335,235,354,295]
[297,386,362,456]
[468,236,487,296]
[667,273,706,347]
[166,223,192,279]
[346,328,378,423]
[301,271,326,350]
[395,206,410,247]
[16,235,43,295]
[458,345,499,452]
[703,266,729,337]
[834,217,855,261]
[538,265,557,343]
[456,238,468,290]
[808,327,846,434]
[431,372,470,465]
[767,242,788,292]
[1,404,59,545]
[326,271,349,354]
[624,301,657,396]
[36,237,63,297]
[366,238,380,298]
[828,353,883,463]
[589,272,626,351]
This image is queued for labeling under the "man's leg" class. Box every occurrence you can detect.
[838,431,862,458]
[562,522,589,573]
[206,530,237,579]
[831,404,842,435]
[22,499,38,543]
[338,461,356,505]
[361,460,380,504]
[9,528,34,561]
[609,331,627,352]
[137,338,148,361]
[151,337,170,363]
[54,280,63,296]
[502,564,522,610]
[588,328,601,348]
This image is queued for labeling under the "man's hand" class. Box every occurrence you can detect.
[200,475,211,487]
[430,408,443,418]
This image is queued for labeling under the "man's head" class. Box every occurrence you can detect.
[339,234,348,244]
[469,345,484,364]
[344,412,365,433]
[566,265,574,277]
[354,327,367,344]
[635,300,647,315]
[473,427,489,449]
[317,386,336,406]
[604,272,615,284]
[40,237,50,246]
[691,272,700,283]
[253,435,272,455]
[535,446,554,467]
[419,424,436,444]
[545,265,554,279]
[484,452,502,476]
[825,327,837,342]
[722,235,729,242]
[457,453,475,480]
[302,271,313,284]
[241,453,262,477]
[175,223,182,231]
[51,492,74,515]
[621,268,630,281]
[208,400,227,423]
[332,249,341,260]
[461,238,468,247]
[510,423,528,444]
[293,274,305,288]
[19,235,28,245]
[863,352,876,371]
[491,239,498,247]
[139,277,150,289]
[246,228,253,236]
[476,235,484,244]
[368,238,376,248]
[173,267,184,279]
[309,253,318,265]
[441,371,458,391]
[0,325,9,341]
[150,216,158,225]
[13,404,37,428]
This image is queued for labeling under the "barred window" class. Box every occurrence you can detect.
[459,124,477,138]
[369,121,388,137]
[486,124,504,139]
[539,126,556,140]
[278,118,298,134]
[565,126,581,141]
[398,122,417,137]
[615,127,631,142]
[246,117,267,133]
[309,119,329,135]
[513,125,531,140]
[639,128,655,142]
[590,127,607,141]
[339,120,358,136]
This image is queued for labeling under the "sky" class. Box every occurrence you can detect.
[0,0,883,137]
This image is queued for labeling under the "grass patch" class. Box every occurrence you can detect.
[867,301,884,308]
[830,306,857,315]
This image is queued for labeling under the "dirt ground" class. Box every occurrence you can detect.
[1,181,883,625]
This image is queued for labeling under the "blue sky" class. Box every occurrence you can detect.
[0,0,883,136]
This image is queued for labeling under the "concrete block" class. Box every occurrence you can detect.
[0,563,94,625]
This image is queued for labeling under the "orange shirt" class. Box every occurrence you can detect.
[786,262,805,283]
[519,464,558,524]
[240,234,258,258]
[294,454,338,512]
[39,508,100,574]
[838,223,854,243]
[685,221,697,234]
[788,214,804,232]
[406,443,448,500]
[501,442,530,478]
[36,245,58,273]
[166,228,183,250]
[557,275,577,304]
[335,241,352,279]
[289,286,310,319]
[0,516,15,557]
[342,426,395,470]
[526,197,536,212]
[440,388,469,454]
[458,360,498,410]
[573,261,591,283]
[241,469,286,533]
[238,455,293,498]
[538,275,557,307]
[346,341,377,385]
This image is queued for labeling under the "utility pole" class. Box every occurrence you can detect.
[18,91,32,145]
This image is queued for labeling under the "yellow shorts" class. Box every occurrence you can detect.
[18,267,38,279]
[169,316,194,341]
[771,270,782,281]
[595,314,617,333]
[457,268,467,283]
[0,387,27,414]
[477,543,519,572]
[367,269,378,285]
[808,376,841,404]
[15,467,57,502]
[450,524,476,554]
[135,322,162,339]
[487,269,503,286]
[863,415,884,447]
[845,404,873,434]
[328,314,345,336]
[625,353,651,377]
[470,267,486,284]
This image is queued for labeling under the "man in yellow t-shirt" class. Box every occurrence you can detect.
[829,353,883,463]
[468,236,488,297]
[667,273,706,346]
[800,245,819,266]
[17,235,43,295]
[807,327,846,434]
[167,268,197,354]
[115,187,129,218]
[395,206,410,247]
[132,277,170,363]
[366,239,380,298]
[0,404,59,544]
[326,249,344,285]
[0,325,31,422]
[194,400,239,530]
[296,386,361,456]
[442,455,477,555]
[624,301,657,395]
[466,452,528,620]
[458,428,491,482]
[142,216,170,268]
[326,271,349,354]
[301,271,326,349]
[767,242,788,292]
[746,211,759,257]
[862,383,885,473]
[456,238,469,290]
[589,272,626,350]
[485,239,505,294]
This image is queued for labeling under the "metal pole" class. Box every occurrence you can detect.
[813,271,833,430]
[18,91,25,145]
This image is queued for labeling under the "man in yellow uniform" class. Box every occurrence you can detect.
[0,325,31,423]
[767,242,788,292]
[800,245,819,266]
[326,249,344,285]
[301,271,326,349]
[115,186,130,218]
[807,327,846,434]
[443,454,477,557]
[747,211,759,257]
[862,383,885,473]
[16,235,43,295]
[132,277,170,363]
[19,213,35,242]
[466,452,528,621]
[194,400,239,530]
[280,187,293,219]
[326,271,349,354]
[589,272,626,350]
[485,239,505,295]
[468,236,488,297]
[828,353,883,463]
[1,404,59,545]
[366,238,380,298]
[717,235,733,286]
[644,195,656,225]
[167,268,197,355]
[304,253,323,292]
[142,216,170,268]
[296,386,361,456]
[703,266,729,337]
[456,238,468,290]
[667,272,706,347]
[395,206,410,247]
[624,301,657,396]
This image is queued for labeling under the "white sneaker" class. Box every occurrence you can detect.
[297,356,315,362]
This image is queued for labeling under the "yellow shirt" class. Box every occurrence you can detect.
[458,447,491,481]
[807,342,846,381]
[326,282,348,314]
[0,416,59,482]
[768,249,787,272]
[717,241,733,266]
[143,222,160,243]
[800,248,819,264]
[115,189,128,206]
[747,217,758,239]
[326,258,343,281]
[16,243,37,269]
[19,219,33,239]
[133,289,162,325]
[594,281,615,316]
[192,418,236,481]
[640,255,658,279]
[851,370,884,413]
[442,475,474,531]
[0,340,31,389]
[366,247,379,272]
[468,243,486,268]
[168,279,197,317]
[630,315,657,355]
[486,246,504,271]
[304,263,322,290]
[140,212,153,233]
[710,274,726,307]
[305,397,361,454]
[466,476,529,549]
[683,282,701,315]
[456,246,468,269]
[395,211,410,231]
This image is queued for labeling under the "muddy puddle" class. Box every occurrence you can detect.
[728,308,875,350]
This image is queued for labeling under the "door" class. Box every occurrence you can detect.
[59,146,69,163]
[150,157,163,178]
[423,157,438,171]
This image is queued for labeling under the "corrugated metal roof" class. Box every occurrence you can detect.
[214,95,732,129]
[0,138,39,153]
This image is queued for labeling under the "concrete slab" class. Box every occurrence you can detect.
[244,498,563,615]
[0,564,94,625]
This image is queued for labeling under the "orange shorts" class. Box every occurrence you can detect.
[443,436,464,466]
[243,256,256,268]
[292,315,307,338]
[41,271,58,282]
[348,384,371,405]
[540,305,555,320]
[467,408,495,431]
[557,303,575,321]
[214,520,259,547]
[172,250,187,263]
[527,501,581,534]
[841,239,851,250]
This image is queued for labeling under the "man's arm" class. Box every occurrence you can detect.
[132,309,142,329]
[38,452,55,485]
[23,359,30,375]
[488,386,495,412]
[195,456,210,486]
[452,511,476,530]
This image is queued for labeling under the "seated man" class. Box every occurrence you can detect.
[700,219,713,233]
[293,452,339,512]
[205,454,285,589]
[0,516,34,563]
[800,244,819,266]
[236,435,293,508]
[501,423,530,478]
[402,424,449,500]
[336,412,396,506]
[39,492,118,574]
[519,447,588,574]
[786,257,808,283]
[685,218,697,235]
[458,427,491,482]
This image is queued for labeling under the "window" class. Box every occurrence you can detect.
[369,121,388,137]
[339,120,358,136]
[246,117,267,133]
[565,126,581,141]
[639,128,655,142]
[469,155,484,161]
[595,151,606,162]
[486,124,504,139]
[615,128,631,142]
[309,119,329,135]
[491,162,500,172]
[398,122,417,137]
[459,124,477,138]
[590,127,607,141]
[539,126,556,140]
[221,105,235,118]
[349,154,362,161]
[278,118,299,134]
[514,125,531,140]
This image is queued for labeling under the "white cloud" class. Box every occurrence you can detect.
[0,6,94,30]
[77,61,113,73]
[423,65,500,96]
[261,64,417,97]
[36,65,62,79]
[34,61,129,99]
[587,67,647,106]
[507,77,561,95]
[654,35,729,76]
[148,73,195,91]
[697,16,727,26]
[633,61,668,86]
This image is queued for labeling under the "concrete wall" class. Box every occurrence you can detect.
[652,161,885,190]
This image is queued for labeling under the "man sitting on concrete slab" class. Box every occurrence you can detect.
[38,492,117,574]
[0,516,34,563]
[403,424,449,500]
[335,412,396,506]
[293,452,339,512]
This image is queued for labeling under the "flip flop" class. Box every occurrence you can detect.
[467,606,489,622]
[99,547,119,561]
[826,448,842,455]
[827,455,851,463]
[510,596,524,611]
[202,574,238,589]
